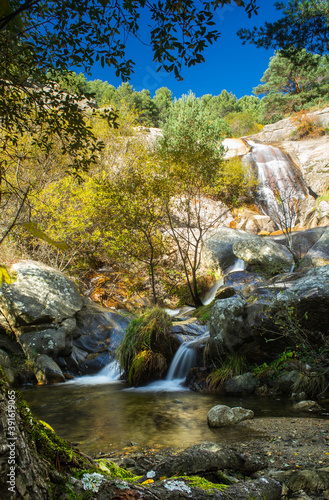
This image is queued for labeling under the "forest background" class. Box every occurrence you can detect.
[1,0,329,308]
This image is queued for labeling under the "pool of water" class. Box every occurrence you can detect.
[22,379,329,456]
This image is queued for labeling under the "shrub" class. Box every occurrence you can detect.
[117,307,173,386]
[290,110,325,140]
[214,156,258,208]
[206,353,248,391]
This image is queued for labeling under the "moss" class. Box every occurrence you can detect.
[194,302,214,324]
[172,475,228,493]
[95,459,141,481]
[128,349,167,386]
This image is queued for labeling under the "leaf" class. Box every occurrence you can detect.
[0,265,12,288]
[22,223,69,250]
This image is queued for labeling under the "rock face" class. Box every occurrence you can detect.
[249,107,329,144]
[0,261,130,383]
[207,405,254,427]
[233,236,294,273]
[238,109,329,230]
[207,236,329,377]
[208,296,246,352]
[204,226,329,275]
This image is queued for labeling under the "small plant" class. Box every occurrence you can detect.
[207,353,248,391]
[194,301,215,324]
[252,350,296,380]
[290,110,325,140]
[293,371,328,399]
[117,307,173,386]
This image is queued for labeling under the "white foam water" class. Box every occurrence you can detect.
[129,332,210,392]
[67,360,122,385]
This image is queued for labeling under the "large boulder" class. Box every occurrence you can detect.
[207,405,254,427]
[223,372,260,395]
[55,302,131,376]
[268,227,326,261]
[203,227,295,276]
[0,261,83,327]
[302,226,329,267]
[209,296,247,353]
[233,237,294,274]
[34,354,65,384]
[202,227,253,273]
[0,261,131,383]
[208,264,329,365]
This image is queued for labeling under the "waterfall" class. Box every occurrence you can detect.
[166,341,197,381]
[128,332,210,392]
[244,140,307,227]
[166,332,209,382]
[67,359,122,385]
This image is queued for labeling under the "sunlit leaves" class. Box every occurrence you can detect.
[0,265,12,288]
[22,222,69,250]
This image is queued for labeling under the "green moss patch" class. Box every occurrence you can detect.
[172,475,228,493]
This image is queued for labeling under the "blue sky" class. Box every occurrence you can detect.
[88,1,281,99]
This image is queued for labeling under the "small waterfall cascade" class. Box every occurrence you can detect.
[166,332,209,381]
[244,140,308,227]
[129,332,210,392]
[68,359,122,385]
[201,258,246,306]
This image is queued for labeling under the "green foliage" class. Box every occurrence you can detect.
[156,92,229,307]
[157,91,227,184]
[253,350,296,378]
[214,156,258,208]
[207,354,248,391]
[224,110,263,137]
[0,0,258,247]
[253,50,329,123]
[117,307,172,385]
[238,1,329,56]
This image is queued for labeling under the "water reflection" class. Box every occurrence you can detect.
[22,381,326,456]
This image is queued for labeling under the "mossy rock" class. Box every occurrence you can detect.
[118,307,175,386]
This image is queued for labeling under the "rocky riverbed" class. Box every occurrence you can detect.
[97,416,329,499]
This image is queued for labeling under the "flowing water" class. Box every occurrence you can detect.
[22,349,329,455]
[244,140,308,226]
[23,380,315,456]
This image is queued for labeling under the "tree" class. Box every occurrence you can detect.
[202,90,239,119]
[95,151,169,304]
[156,92,229,307]
[0,0,258,250]
[253,50,329,122]
[238,0,329,56]
[2,1,258,81]
[153,87,173,127]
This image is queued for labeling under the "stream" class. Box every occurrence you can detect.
[22,375,328,456]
